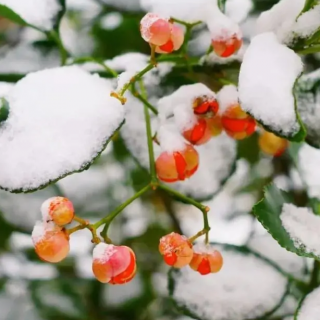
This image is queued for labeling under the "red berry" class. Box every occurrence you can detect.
[159,232,193,268]
[193,96,219,116]
[258,131,288,157]
[140,13,171,46]
[189,246,223,275]
[41,197,74,226]
[155,23,184,54]
[183,118,212,145]
[155,144,199,182]
[212,35,242,58]
[32,222,70,263]
[221,104,256,140]
[92,243,137,284]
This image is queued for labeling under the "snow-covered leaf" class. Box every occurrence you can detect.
[0,0,63,31]
[295,285,320,319]
[169,244,288,320]
[298,143,320,199]
[239,32,306,141]
[253,183,320,260]
[296,69,320,148]
[0,66,125,192]
[121,95,236,201]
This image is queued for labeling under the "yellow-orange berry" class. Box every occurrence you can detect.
[221,104,256,140]
[155,144,199,182]
[206,115,223,137]
[92,243,137,285]
[212,35,242,58]
[155,24,184,54]
[189,246,223,275]
[159,232,193,268]
[32,221,70,263]
[41,197,74,226]
[258,131,288,157]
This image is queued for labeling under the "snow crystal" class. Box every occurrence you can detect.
[0,66,125,191]
[0,187,58,229]
[256,0,320,44]
[298,144,320,199]
[297,286,320,320]
[0,43,59,73]
[225,0,253,24]
[0,0,61,30]
[92,243,116,262]
[239,32,303,136]
[173,247,287,320]
[217,85,239,113]
[100,12,123,30]
[281,203,320,257]
[248,234,306,277]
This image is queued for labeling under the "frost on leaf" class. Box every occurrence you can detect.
[238,32,305,141]
[256,0,320,45]
[121,94,236,201]
[296,69,320,148]
[281,203,320,258]
[0,66,125,192]
[0,0,62,30]
[298,143,320,199]
[296,286,320,320]
[170,245,287,320]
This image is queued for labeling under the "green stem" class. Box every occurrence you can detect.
[47,30,68,66]
[131,84,158,115]
[171,17,202,28]
[139,80,158,184]
[71,57,118,77]
[296,44,320,55]
[94,184,151,233]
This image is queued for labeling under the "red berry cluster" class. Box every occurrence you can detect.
[159,232,223,275]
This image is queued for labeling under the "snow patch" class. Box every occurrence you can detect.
[297,286,320,320]
[217,85,239,114]
[93,243,116,262]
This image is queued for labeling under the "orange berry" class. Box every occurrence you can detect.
[140,13,171,46]
[206,115,223,137]
[183,118,212,145]
[92,243,136,285]
[32,221,70,263]
[155,23,184,54]
[258,131,288,157]
[159,232,193,268]
[221,104,256,140]
[155,144,199,182]
[41,197,74,226]
[189,246,223,275]
[212,35,242,58]
[193,96,219,116]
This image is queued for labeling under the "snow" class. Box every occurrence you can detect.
[0,186,58,229]
[298,144,320,199]
[239,32,303,137]
[256,0,320,44]
[0,82,13,98]
[157,123,186,153]
[297,286,320,320]
[101,0,141,11]
[217,85,239,113]
[248,234,306,277]
[0,43,60,73]
[0,66,125,192]
[0,0,61,30]
[225,0,253,24]
[172,246,287,320]
[100,12,123,30]
[281,203,320,257]
[31,221,56,244]
[92,243,116,262]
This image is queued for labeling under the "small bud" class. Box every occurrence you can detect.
[159,232,193,268]
[193,96,219,116]
[221,104,256,140]
[183,118,212,145]
[155,24,184,54]
[140,13,171,46]
[258,131,288,157]
[189,245,223,275]
[41,197,74,226]
[92,243,137,284]
[155,144,199,182]
[32,221,70,263]
[212,34,242,58]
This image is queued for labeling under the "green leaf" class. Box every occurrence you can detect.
[253,183,320,260]
[0,98,9,123]
[0,4,28,26]
[218,0,227,12]
[300,0,319,15]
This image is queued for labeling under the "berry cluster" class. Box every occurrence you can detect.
[159,232,223,275]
